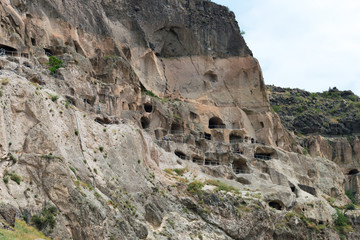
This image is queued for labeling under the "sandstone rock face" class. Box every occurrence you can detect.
[0,0,358,239]
[0,203,17,227]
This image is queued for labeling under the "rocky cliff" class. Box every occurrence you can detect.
[0,0,359,239]
[268,85,360,208]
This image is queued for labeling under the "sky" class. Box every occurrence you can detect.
[213,0,360,96]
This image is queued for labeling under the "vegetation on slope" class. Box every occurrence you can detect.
[267,86,360,135]
[0,219,51,240]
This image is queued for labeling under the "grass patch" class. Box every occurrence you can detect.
[0,219,51,240]
[205,179,239,193]
[282,211,327,232]
[173,167,187,176]
[1,78,9,85]
[354,102,360,109]
[164,169,174,175]
[143,90,157,98]
[333,208,353,235]
[45,92,59,102]
[187,180,204,194]
[236,204,251,216]
[272,105,281,113]
[3,171,21,185]
[142,90,169,104]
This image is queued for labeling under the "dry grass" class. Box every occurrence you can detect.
[0,219,51,240]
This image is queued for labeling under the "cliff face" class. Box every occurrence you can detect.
[0,0,359,239]
[268,85,360,206]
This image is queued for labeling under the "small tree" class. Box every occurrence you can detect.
[48,56,63,74]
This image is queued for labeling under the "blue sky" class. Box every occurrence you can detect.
[213,0,360,96]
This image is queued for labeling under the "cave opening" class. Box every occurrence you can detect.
[348,169,359,175]
[171,122,183,134]
[205,159,219,166]
[232,159,250,174]
[229,133,242,144]
[175,150,186,160]
[0,44,17,53]
[141,117,150,129]
[205,133,212,140]
[192,156,203,165]
[254,153,271,160]
[209,117,225,129]
[268,201,283,210]
[44,48,53,56]
[144,103,153,113]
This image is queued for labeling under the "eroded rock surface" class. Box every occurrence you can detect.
[0,0,359,239]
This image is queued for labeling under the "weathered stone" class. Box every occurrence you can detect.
[0,203,17,227]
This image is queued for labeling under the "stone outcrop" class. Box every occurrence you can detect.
[0,0,359,239]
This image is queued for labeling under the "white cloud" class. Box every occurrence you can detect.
[213,0,360,96]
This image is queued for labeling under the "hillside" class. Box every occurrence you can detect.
[267,85,360,136]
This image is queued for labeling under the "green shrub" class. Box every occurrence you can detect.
[333,208,353,235]
[272,105,281,113]
[187,180,204,193]
[51,95,59,102]
[297,105,305,113]
[303,147,309,155]
[9,154,17,163]
[346,190,356,203]
[99,146,104,152]
[74,130,79,136]
[310,92,318,99]
[10,173,21,185]
[31,205,57,230]
[345,203,356,210]
[47,56,63,74]
[354,102,360,109]
[64,100,70,109]
[45,92,59,102]
[42,154,56,160]
[3,177,8,184]
[348,96,358,102]
[69,166,76,175]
